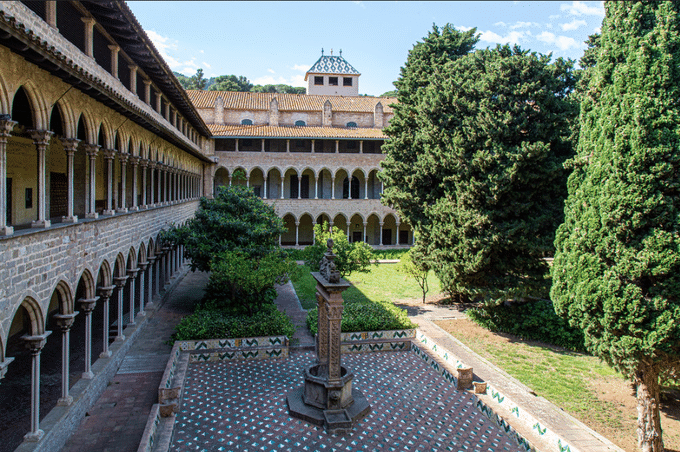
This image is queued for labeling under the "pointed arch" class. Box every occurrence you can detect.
[15,295,46,336]
[49,279,75,315]
[0,70,11,115]
[76,268,97,300]
[97,259,113,288]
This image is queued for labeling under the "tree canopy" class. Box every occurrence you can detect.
[174,70,304,94]
[381,29,578,303]
[551,2,680,450]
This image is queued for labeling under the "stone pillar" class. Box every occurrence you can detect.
[155,90,161,113]
[347,225,351,242]
[45,1,57,28]
[280,178,284,199]
[82,17,95,58]
[129,65,138,95]
[335,140,339,153]
[245,176,249,188]
[359,140,363,154]
[113,276,129,341]
[379,222,384,246]
[85,144,99,219]
[154,254,161,297]
[348,177,352,200]
[23,332,51,442]
[140,159,148,208]
[143,80,152,104]
[137,262,148,316]
[228,176,232,187]
[102,149,115,215]
[297,175,301,200]
[53,312,78,406]
[97,286,114,358]
[117,152,129,213]
[129,156,139,211]
[395,222,400,246]
[364,178,368,200]
[127,268,139,325]
[61,138,79,223]
[286,140,290,153]
[30,130,53,228]
[146,256,157,309]
[235,138,239,152]
[311,140,315,153]
[331,177,336,200]
[157,163,164,204]
[77,297,97,378]
[0,117,17,235]
[295,221,300,246]
[263,175,268,199]
[314,175,318,199]
[261,138,265,152]
[164,166,169,205]
[108,44,120,78]
[148,161,156,206]
[363,222,367,243]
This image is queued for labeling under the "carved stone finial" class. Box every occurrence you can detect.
[319,238,340,283]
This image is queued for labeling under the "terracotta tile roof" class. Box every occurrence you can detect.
[209,124,387,139]
[187,90,396,113]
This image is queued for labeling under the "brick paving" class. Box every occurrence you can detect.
[171,351,523,452]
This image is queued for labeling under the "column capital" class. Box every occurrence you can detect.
[84,143,100,157]
[53,312,79,331]
[81,17,96,26]
[101,148,116,160]
[147,160,157,169]
[143,79,152,87]
[0,118,17,137]
[127,268,140,278]
[61,138,80,153]
[118,151,130,164]
[129,156,141,166]
[78,297,99,312]
[147,255,157,263]
[97,285,115,299]
[107,43,120,52]
[138,261,149,271]
[128,64,139,72]
[29,129,53,146]
[139,158,149,168]
[113,276,129,288]
[22,332,52,354]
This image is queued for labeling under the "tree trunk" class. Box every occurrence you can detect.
[635,362,664,452]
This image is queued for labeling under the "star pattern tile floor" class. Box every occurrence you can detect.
[171,350,523,452]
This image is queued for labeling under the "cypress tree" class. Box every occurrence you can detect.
[551,2,680,450]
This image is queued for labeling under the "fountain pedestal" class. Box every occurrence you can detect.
[287,242,371,434]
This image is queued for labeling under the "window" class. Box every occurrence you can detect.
[241,119,253,125]
[314,76,324,85]
[329,77,338,86]
[294,120,306,127]
[346,122,357,128]
[343,77,353,87]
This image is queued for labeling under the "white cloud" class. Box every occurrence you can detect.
[536,31,579,51]
[202,62,211,69]
[495,21,507,27]
[478,30,526,46]
[510,21,539,29]
[267,68,276,74]
[561,19,587,31]
[560,1,605,17]
[145,29,181,68]
[352,1,366,8]
[594,26,601,33]
[292,64,309,72]
[546,23,553,29]
[456,25,474,32]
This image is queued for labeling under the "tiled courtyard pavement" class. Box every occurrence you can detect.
[171,351,523,452]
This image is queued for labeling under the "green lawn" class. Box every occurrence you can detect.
[291,263,442,310]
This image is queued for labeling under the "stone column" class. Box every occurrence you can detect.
[228,176,233,187]
[0,117,17,235]
[331,177,336,200]
[148,161,156,206]
[164,166,169,205]
[137,261,148,317]
[363,222,367,243]
[85,144,99,219]
[295,221,300,246]
[102,149,115,215]
[146,256,156,309]
[157,163,163,204]
[129,65,138,96]
[140,159,148,208]
[82,17,95,57]
[261,138,265,152]
[335,140,339,153]
[311,140,315,153]
[286,140,290,153]
[347,225,351,242]
[22,332,51,442]
[117,152,129,213]
[364,178,368,200]
[280,178,284,199]
[235,138,239,152]
[297,175,301,199]
[108,44,120,78]
[61,138,79,223]
[45,1,57,27]
[153,254,161,297]
[127,269,139,325]
[143,79,152,104]
[359,140,363,154]
[53,312,78,406]
[395,222,400,246]
[314,175,318,199]
[348,177,353,200]
[379,222,384,246]
[113,276,129,341]
[245,176,249,189]
[129,156,139,211]
[30,130,53,228]
[77,297,97,378]
[263,175,268,199]
[97,286,114,358]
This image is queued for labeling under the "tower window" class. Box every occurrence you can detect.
[346,122,357,128]
[295,120,306,127]
[343,77,353,87]
[241,119,253,125]
[329,77,338,86]
[314,76,324,85]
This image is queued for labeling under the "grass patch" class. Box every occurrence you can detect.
[372,248,410,260]
[307,300,414,335]
[291,263,442,310]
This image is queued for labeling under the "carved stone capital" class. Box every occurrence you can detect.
[22,332,52,354]
[97,285,115,299]
[139,158,149,168]
[53,312,79,332]
[61,138,80,153]
[101,148,116,160]
[29,129,53,147]
[84,143,100,157]
[0,118,17,139]
[138,261,149,271]
[127,268,140,279]
[78,297,99,313]
[129,156,141,166]
[113,276,129,288]
[118,152,130,164]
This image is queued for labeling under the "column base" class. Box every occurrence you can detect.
[85,212,99,219]
[114,334,125,342]
[82,370,95,379]
[128,320,136,326]
[145,302,155,310]
[141,205,149,209]
[0,226,14,236]
[31,219,51,228]
[102,210,115,216]
[129,206,139,211]
[138,310,146,317]
[24,430,44,442]
[57,395,73,406]
[61,215,78,223]
[99,351,111,359]
[116,208,128,213]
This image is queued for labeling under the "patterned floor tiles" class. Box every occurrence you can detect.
[171,351,523,452]
[171,351,522,452]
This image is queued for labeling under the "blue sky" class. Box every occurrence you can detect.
[128,1,604,96]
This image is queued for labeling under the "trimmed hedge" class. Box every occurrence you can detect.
[172,304,295,341]
[306,299,415,336]
[467,300,585,351]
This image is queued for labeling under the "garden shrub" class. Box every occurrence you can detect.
[306,299,415,336]
[467,299,584,351]
[171,304,295,341]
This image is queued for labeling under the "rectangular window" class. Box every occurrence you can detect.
[343,77,353,86]
[314,76,324,85]
[329,77,338,86]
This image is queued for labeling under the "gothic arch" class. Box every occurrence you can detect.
[97,259,113,288]
[76,268,97,300]
[13,81,49,129]
[49,279,75,315]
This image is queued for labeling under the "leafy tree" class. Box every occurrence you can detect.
[304,222,374,278]
[208,74,254,92]
[174,71,192,89]
[379,90,398,98]
[551,3,680,451]
[165,185,285,272]
[252,84,305,94]
[187,68,207,90]
[399,245,431,303]
[382,42,577,304]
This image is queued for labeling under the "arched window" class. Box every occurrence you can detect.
[295,120,306,127]
[241,119,253,125]
[346,122,357,128]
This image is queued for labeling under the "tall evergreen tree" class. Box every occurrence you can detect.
[551,3,680,451]
[382,42,577,303]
